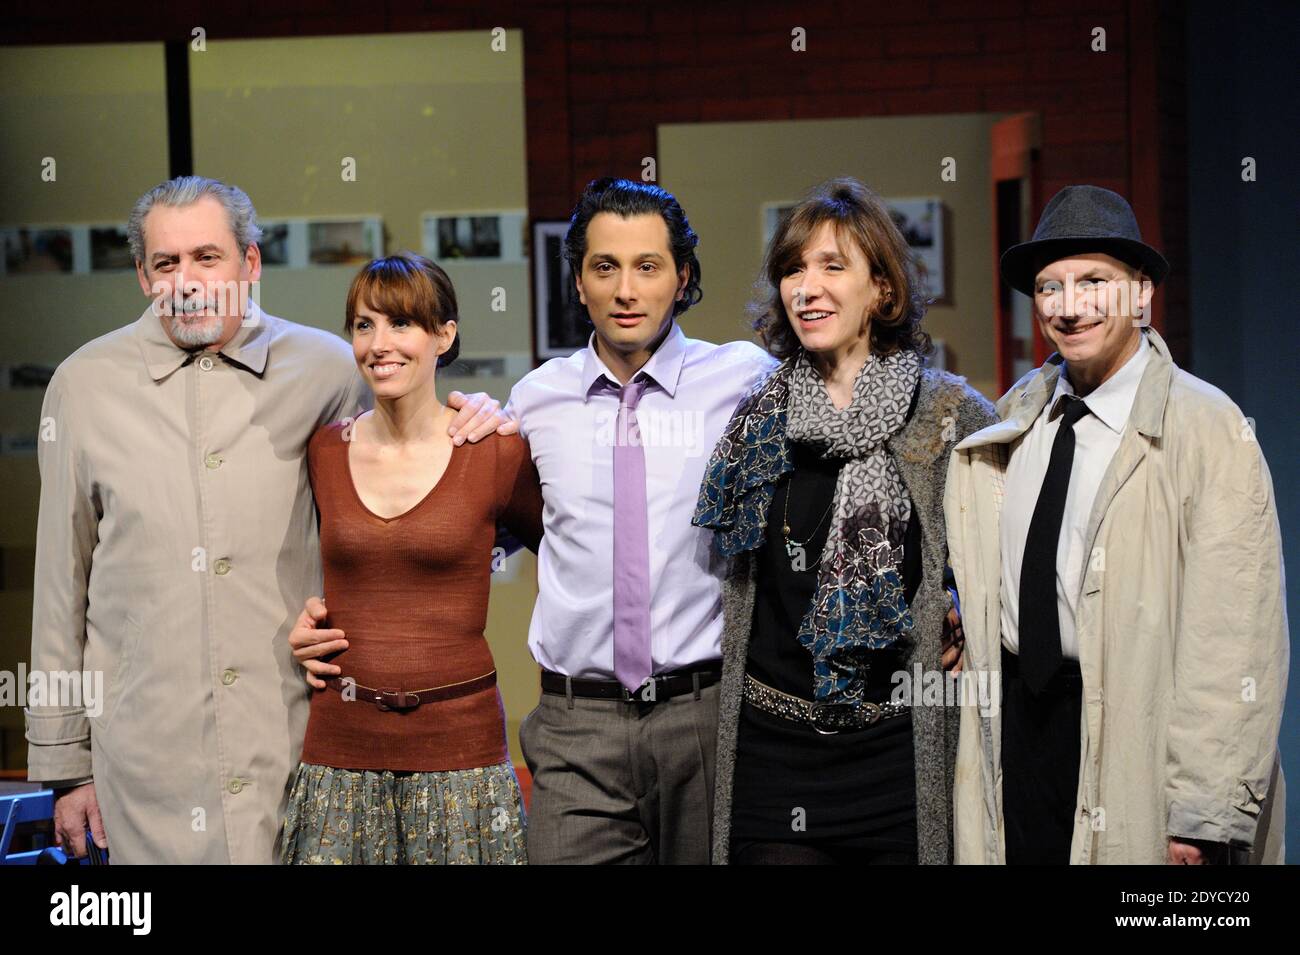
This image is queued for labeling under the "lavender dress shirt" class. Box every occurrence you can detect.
[508,323,776,679]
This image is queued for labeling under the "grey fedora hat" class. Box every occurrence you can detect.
[1000,185,1170,296]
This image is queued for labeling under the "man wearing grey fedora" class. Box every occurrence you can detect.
[945,185,1287,864]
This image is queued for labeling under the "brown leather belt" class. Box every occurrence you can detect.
[324,669,497,711]
[540,663,721,702]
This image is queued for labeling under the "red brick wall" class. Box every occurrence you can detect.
[1,0,1188,357]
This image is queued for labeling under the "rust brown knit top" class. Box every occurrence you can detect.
[299,422,543,772]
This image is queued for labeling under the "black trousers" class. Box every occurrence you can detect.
[1000,647,1083,865]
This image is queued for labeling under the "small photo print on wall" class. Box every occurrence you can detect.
[422,212,526,263]
[308,218,383,266]
[2,228,74,274]
[888,198,946,302]
[90,226,134,271]
[532,220,587,360]
[258,222,291,266]
[440,216,500,259]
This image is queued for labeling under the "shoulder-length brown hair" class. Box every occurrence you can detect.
[749,177,932,361]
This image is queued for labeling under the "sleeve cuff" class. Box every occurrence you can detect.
[1167,782,1264,847]
[24,707,92,783]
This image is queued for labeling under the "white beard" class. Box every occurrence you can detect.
[167,313,225,347]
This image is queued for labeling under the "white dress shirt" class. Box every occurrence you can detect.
[1000,331,1152,659]
[508,323,776,678]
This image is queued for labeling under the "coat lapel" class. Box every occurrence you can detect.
[1075,328,1174,606]
[955,360,1062,455]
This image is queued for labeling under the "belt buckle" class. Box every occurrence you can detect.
[809,700,881,734]
[376,687,419,712]
[621,677,656,704]
[809,701,851,734]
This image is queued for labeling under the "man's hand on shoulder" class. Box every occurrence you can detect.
[446,391,518,445]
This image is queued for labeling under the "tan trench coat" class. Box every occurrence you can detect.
[945,327,1288,864]
[26,306,366,863]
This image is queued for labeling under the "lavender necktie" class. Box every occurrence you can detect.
[612,377,652,692]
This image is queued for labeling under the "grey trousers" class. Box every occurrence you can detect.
[518,679,719,864]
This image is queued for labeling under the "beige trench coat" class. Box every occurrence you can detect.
[945,327,1288,864]
[26,305,366,863]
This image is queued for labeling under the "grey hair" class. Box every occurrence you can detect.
[127,175,263,266]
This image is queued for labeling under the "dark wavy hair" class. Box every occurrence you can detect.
[563,177,703,317]
[344,252,460,368]
[749,177,932,360]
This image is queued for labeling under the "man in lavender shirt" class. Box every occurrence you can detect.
[508,179,774,863]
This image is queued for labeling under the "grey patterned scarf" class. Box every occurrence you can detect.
[786,347,921,701]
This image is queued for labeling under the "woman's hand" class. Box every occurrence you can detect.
[289,596,348,689]
[446,391,518,445]
[941,598,965,674]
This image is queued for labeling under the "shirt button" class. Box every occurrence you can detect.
[214,558,232,576]
[221,668,238,686]
[205,452,223,469]
[198,355,215,371]
[228,778,243,795]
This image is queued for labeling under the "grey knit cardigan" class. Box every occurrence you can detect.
[710,366,998,865]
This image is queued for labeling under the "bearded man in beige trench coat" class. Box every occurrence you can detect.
[946,186,1287,865]
[25,176,509,863]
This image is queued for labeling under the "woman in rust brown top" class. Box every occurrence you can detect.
[279,252,543,864]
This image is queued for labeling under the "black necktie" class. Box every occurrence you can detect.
[1018,394,1091,694]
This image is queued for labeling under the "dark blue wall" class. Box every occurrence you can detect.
[1187,1,1299,859]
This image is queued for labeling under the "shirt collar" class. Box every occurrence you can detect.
[136,300,271,381]
[580,320,687,401]
[1049,331,1152,434]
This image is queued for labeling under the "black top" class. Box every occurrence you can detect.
[746,442,921,703]
[731,392,924,852]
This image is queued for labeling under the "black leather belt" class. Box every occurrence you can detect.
[540,663,721,702]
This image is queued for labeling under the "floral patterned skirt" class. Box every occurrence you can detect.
[279,761,527,864]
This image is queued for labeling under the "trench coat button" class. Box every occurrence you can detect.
[198,355,215,372]
[222,669,238,686]
[214,558,232,576]
[205,452,222,470]
[228,778,243,794]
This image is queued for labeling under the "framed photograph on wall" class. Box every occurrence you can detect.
[761,201,796,248]
[532,219,587,361]
[257,221,292,266]
[307,217,383,266]
[887,197,947,302]
[1,227,75,274]
[422,211,526,263]
[90,225,134,271]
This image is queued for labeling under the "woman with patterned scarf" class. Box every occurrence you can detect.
[693,178,997,864]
